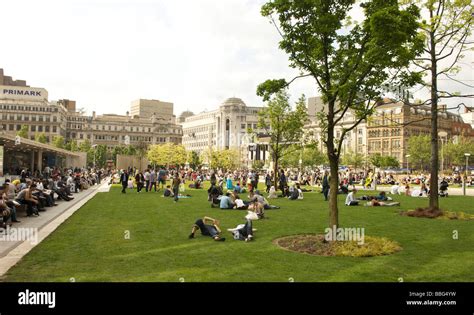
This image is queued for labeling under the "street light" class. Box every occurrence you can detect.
[438,131,448,174]
[463,153,471,196]
[405,154,410,178]
[92,144,98,169]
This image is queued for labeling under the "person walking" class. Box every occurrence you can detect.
[322,171,330,201]
[135,171,145,193]
[120,170,129,194]
[172,174,180,202]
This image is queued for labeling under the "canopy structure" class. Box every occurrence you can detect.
[0,132,86,176]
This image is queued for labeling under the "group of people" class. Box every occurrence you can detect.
[345,189,400,207]
[0,167,105,229]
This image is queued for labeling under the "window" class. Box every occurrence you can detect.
[16,125,21,131]
[383,140,389,148]
[53,126,57,133]
[358,138,363,145]
[31,125,36,132]
[45,126,50,132]
[391,139,401,149]
[38,126,43,132]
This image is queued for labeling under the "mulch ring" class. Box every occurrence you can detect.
[273,234,402,257]
[400,207,474,220]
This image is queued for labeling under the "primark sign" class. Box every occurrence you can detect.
[0,85,48,101]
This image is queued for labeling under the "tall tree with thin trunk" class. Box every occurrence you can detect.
[411,0,473,209]
[257,91,308,187]
[258,0,423,228]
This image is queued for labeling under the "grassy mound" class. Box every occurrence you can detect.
[401,207,474,220]
[274,234,402,257]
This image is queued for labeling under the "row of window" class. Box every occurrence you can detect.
[368,139,401,150]
[2,124,58,133]
[1,114,58,122]
[368,129,402,138]
[0,104,60,113]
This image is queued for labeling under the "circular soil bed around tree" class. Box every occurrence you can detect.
[400,207,474,220]
[274,234,402,257]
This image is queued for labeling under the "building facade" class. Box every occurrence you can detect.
[306,96,368,157]
[306,96,473,167]
[0,69,182,153]
[180,97,269,166]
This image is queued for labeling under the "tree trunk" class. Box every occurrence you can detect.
[328,151,339,228]
[326,100,338,229]
[273,153,279,189]
[428,23,439,209]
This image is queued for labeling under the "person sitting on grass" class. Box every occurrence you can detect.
[234,196,249,210]
[366,196,400,207]
[345,189,359,206]
[267,186,278,199]
[227,219,255,242]
[376,191,392,201]
[251,190,280,210]
[163,185,174,197]
[219,192,235,209]
[233,183,245,194]
[188,216,225,241]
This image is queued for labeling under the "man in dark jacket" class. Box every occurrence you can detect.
[120,170,129,194]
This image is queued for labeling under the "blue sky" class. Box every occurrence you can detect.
[1,0,472,116]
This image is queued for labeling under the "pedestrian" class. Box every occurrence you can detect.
[120,170,129,194]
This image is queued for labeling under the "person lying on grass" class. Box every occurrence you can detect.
[365,196,400,207]
[227,219,256,242]
[188,216,225,242]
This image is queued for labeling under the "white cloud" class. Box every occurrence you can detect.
[0,0,471,117]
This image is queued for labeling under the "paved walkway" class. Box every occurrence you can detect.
[0,180,111,277]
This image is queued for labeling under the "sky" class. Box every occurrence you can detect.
[0,0,472,116]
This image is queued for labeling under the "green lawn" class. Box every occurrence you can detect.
[3,183,474,282]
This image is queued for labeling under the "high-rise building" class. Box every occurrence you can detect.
[130,99,174,122]
[180,97,269,166]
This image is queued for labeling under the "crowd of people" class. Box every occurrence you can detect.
[0,166,106,229]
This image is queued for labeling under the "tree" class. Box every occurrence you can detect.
[147,143,187,168]
[258,0,422,228]
[410,0,473,209]
[280,144,326,168]
[187,150,202,169]
[92,144,108,168]
[407,135,431,170]
[34,133,47,144]
[444,136,474,167]
[342,150,365,169]
[16,125,29,138]
[256,91,308,186]
[64,140,78,151]
[381,156,400,168]
[52,136,65,149]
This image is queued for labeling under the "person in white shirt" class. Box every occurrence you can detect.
[345,189,359,206]
[391,184,401,195]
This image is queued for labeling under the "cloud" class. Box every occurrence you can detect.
[0,0,471,117]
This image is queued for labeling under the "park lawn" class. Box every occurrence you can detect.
[2,183,473,282]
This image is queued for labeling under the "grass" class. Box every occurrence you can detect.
[3,183,474,282]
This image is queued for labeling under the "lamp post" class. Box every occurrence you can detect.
[463,153,470,196]
[92,144,97,169]
[438,131,448,174]
[405,154,410,178]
